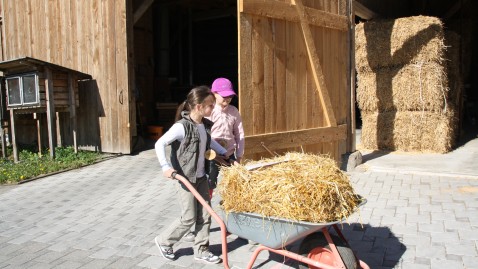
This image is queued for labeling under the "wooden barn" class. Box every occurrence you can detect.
[0,0,476,164]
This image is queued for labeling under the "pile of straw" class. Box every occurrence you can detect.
[218,152,361,223]
[355,16,461,153]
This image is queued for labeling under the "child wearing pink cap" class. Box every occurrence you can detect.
[182,78,245,244]
[207,78,245,193]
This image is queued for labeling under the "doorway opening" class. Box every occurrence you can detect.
[132,0,238,146]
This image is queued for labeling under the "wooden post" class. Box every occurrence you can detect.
[0,124,5,159]
[45,67,56,158]
[68,73,78,153]
[34,113,43,157]
[348,0,356,152]
[9,110,18,162]
[56,112,62,147]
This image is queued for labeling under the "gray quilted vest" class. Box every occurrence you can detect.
[170,111,212,183]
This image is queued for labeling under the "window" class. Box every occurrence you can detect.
[6,73,39,107]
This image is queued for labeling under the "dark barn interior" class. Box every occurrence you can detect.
[132,0,238,139]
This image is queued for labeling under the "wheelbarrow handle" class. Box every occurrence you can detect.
[174,175,231,269]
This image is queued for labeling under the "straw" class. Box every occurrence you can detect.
[218,152,362,223]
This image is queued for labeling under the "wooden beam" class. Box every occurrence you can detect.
[241,0,348,32]
[56,112,62,147]
[68,73,78,153]
[134,0,155,24]
[348,0,356,152]
[45,67,56,158]
[245,125,347,154]
[34,113,42,157]
[0,125,5,158]
[292,0,337,127]
[9,110,18,162]
[0,3,6,60]
[353,1,379,20]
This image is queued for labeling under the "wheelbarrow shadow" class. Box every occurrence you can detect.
[337,223,406,268]
[227,223,405,268]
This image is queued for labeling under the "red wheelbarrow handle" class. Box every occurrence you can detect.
[174,175,232,269]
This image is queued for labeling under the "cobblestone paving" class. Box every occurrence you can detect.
[0,149,477,269]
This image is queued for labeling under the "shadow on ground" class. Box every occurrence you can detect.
[218,223,405,269]
[361,150,392,163]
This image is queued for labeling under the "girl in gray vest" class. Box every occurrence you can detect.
[154,86,228,264]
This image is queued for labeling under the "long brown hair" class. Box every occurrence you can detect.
[174,85,214,121]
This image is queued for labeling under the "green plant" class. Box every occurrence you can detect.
[0,146,108,184]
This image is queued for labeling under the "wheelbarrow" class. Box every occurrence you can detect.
[175,175,369,269]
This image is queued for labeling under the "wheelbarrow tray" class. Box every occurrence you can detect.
[217,195,366,249]
[216,161,366,250]
[218,210,340,249]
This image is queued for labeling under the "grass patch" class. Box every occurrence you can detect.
[1,146,113,185]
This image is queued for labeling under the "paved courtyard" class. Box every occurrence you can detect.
[0,137,477,268]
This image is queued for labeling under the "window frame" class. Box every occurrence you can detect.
[5,73,39,107]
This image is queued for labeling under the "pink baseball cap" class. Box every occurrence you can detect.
[211,78,236,97]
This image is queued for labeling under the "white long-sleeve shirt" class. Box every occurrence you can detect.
[155,122,227,178]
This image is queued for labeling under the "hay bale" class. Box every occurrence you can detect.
[355,16,445,72]
[218,152,361,223]
[360,110,458,153]
[356,62,450,112]
[355,17,462,153]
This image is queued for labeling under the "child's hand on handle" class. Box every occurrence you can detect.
[215,154,231,166]
[164,168,178,180]
[234,157,242,165]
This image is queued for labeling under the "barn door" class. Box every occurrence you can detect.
[238,0,353,162]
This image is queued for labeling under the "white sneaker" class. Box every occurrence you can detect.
[155,236,175,261]
[194,247,221,264]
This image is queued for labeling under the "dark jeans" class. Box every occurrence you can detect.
[208,155,236,189]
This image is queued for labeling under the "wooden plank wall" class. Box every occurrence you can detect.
[239,0,350,163]
[0,0,134,154]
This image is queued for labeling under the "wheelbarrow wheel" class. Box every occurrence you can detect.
[298,232,358,269]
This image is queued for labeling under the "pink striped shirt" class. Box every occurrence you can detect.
[207,104,245,158]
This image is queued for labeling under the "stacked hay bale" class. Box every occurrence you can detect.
[355,16,460,153]
[218,152,362,223]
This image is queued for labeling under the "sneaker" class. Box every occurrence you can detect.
[182,231,195,242]
[155,236,175,261]
[194,247,222,264]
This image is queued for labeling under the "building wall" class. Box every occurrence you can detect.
[0,0,134,154]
